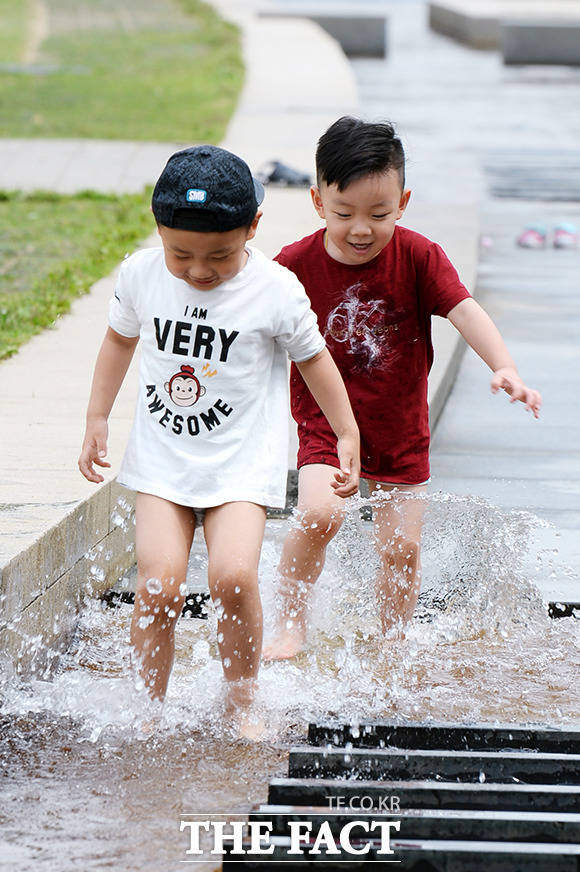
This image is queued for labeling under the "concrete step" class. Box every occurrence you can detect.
[222,836,580,870]
[268,777,580,813]
[288,745,580,784]
[258,3,387,57]
[251,805,580,842]
[307,721,580,753]
[503,20,580,66]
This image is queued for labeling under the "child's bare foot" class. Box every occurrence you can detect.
[262,621,306,661]
[225,678,267,741]
[238,711,268,742]
[133,704,163,739]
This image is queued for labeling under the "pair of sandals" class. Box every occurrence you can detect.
[517,222,578,249]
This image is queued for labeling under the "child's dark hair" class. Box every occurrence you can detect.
[316,116,405,191]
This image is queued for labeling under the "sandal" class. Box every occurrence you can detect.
[516,223,547,249]
[553,222,578,249]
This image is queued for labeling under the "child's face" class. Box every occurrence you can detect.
[158,213,261,291]
[312,170,410,266]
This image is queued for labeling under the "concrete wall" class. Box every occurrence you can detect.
[429,1,580,50]
[503,20,580,66]
[429,2,500,49]
[259,8,388,57]
[0,482,135,676]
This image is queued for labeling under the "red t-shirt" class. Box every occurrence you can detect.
[275,226,471,484]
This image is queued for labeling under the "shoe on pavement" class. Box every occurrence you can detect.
[553,222,578,249]
[256,160,312,187]
[516,223,547,249]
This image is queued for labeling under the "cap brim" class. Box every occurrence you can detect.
[253,176,265,206]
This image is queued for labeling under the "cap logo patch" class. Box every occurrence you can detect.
[186,188,207,203]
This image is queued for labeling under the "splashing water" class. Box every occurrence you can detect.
[0,492,578,869]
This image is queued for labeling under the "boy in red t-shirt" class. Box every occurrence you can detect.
[263,116,542,661]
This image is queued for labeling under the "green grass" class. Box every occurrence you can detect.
[0,190,154,360]
[0,0,30,64]
[0,0,243,141]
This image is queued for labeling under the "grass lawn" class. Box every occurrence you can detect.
[0,190,154,360]
[0,0,243,142]
[0,0,30,65]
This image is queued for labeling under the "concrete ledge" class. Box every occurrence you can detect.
[503,20,580,66]
[259,7,387,57]
[429,2,500,49]
[429,1,580,50]
[0,481,135,673]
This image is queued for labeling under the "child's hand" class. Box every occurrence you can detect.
[491,367,542,419]
[78,416,111,483]
[331,435,360,497]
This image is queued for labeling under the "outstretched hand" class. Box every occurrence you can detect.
[491,367,542,418]
[330,434,360,497]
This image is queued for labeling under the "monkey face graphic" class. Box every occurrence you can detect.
[165,365,206,407]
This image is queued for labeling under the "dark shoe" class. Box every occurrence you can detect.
[256,160,312,187]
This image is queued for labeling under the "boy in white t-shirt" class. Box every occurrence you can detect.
[78,146,360,727]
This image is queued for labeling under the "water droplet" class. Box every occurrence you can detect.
[138,616,154,630]
[146,578,163,595]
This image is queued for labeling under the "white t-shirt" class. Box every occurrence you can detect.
[109,245,325,508]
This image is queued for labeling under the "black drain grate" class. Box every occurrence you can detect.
[222,720,580,870]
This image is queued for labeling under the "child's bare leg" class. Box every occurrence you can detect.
[369,482,427,636]
[130,493,195,701]
[263,464,345,661]
[204,501,266,720]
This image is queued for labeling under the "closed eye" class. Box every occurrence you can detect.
[334,212,351,218]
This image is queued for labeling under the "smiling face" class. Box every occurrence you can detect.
[312,170,410,266]
[169,375,201,406]
[158,213,261,291]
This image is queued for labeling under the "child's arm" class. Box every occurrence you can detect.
[78,327,139,483]
[295,348,360,497]
[447,297,541,418]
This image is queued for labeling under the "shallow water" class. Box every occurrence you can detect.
[0,491,578,870]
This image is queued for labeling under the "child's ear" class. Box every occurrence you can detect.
[397,188,411,217]
[246,210,262,241]
[310,185,325,220]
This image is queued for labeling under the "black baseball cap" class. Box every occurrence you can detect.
[152,145,265,233]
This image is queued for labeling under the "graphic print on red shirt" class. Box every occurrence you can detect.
[276,226,471,484]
